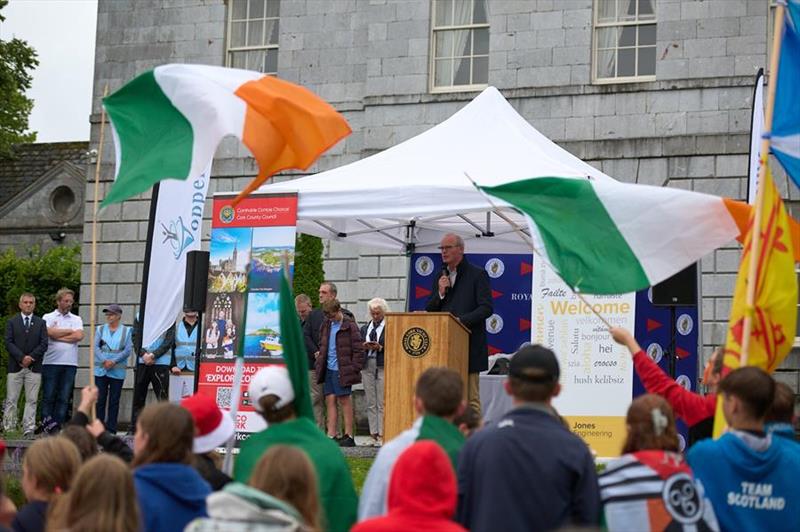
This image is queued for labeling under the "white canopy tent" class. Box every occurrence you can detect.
[256,86,616,253]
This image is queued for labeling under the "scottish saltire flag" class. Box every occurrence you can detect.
[772,0,800,187]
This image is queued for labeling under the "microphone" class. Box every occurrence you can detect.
[441,263,450,297]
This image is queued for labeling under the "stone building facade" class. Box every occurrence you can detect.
[0,142,88,253]
[82,0,798,415]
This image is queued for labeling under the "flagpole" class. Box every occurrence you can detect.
[741,3,785,366]
[222,289,249,476]
[463,172,613,329]
[128,181,161,427]
[88,84,109,416]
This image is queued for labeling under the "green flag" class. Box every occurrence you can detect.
[279,268,314,420]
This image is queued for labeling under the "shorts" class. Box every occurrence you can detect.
[323,369,351,397]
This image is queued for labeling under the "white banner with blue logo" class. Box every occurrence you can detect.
[142,163,211,347]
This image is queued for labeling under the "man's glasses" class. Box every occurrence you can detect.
[438,245,459,250]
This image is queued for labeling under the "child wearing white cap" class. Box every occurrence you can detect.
[234,365,358,532]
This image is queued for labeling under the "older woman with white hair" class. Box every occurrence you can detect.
[360,297,388,446]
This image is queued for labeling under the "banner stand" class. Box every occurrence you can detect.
[197,192,299,444]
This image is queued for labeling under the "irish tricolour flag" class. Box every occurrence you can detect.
[482,177,747,295]
[102,64,351,206]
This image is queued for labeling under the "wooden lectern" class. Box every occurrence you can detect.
[382,312,469,441]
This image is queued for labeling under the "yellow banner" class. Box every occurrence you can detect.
[565,416,627,458]
[714,165,798,437]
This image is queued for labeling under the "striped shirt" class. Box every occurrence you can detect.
[599,450,719,532]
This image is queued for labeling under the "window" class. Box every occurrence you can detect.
[431,0,489,92]
[226,0,280,74]
[593,0,656,83]
[767,0,779,73]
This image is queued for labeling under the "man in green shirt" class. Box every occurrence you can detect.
[234,365,357,532]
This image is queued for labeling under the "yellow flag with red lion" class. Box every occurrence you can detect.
[713,164,798,438]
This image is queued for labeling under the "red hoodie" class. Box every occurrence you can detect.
[353,441,465,532]
[633,350,716,426]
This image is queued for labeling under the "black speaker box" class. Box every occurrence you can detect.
[184,250,210,312]
[652,263,697,307]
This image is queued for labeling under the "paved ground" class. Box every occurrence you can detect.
[342,435,380,458]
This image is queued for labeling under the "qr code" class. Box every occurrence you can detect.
[216,387,232,409]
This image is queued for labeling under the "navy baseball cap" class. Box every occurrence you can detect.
[102,304,123,315]
[509,344,560,383]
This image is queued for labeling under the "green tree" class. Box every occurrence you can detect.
[0,245,81,417]
[0,0,39,157]
[293,234,324,307]
[0,245,80,315]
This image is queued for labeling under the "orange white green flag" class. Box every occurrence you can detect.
[101,64,351,207]
[481,178,747,295]
[713,163,798,438]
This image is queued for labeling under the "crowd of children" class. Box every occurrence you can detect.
[0,325,797,532]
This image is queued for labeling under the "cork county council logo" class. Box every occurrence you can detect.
[485,258,505,278]
[219,206,235,224]
[415,256,434,276]
[676,314,694,336]
[402,327,430,358]
[486,314,504,334]
[676,374,692,391]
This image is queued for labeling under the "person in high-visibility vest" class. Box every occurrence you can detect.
[171,309,199,376]
[131,313,175,431]
[94,304,132,433]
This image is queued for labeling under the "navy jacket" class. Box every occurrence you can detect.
[425,259,493,373]
[11,501,47,532]
[4,314,47,373]
[457,405,600,532]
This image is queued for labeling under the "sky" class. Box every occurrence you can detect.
[210,227,252,271]
[245,292,280,333]
[252,226,297,249]
[0,0,97,143]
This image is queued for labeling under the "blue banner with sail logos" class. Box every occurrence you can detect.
[408,253,534,356]
[408,253,698,449]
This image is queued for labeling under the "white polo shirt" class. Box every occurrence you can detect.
[43,310,83,366]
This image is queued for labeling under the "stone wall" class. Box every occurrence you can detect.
[81,0,798,421]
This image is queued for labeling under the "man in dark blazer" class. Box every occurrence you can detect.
[426,233,493,415]
[4,292,48,436]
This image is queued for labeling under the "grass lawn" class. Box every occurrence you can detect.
[5,477,24,508]
[346,457,374,494]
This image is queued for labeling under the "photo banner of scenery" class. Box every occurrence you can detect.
[197,193,298,440]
